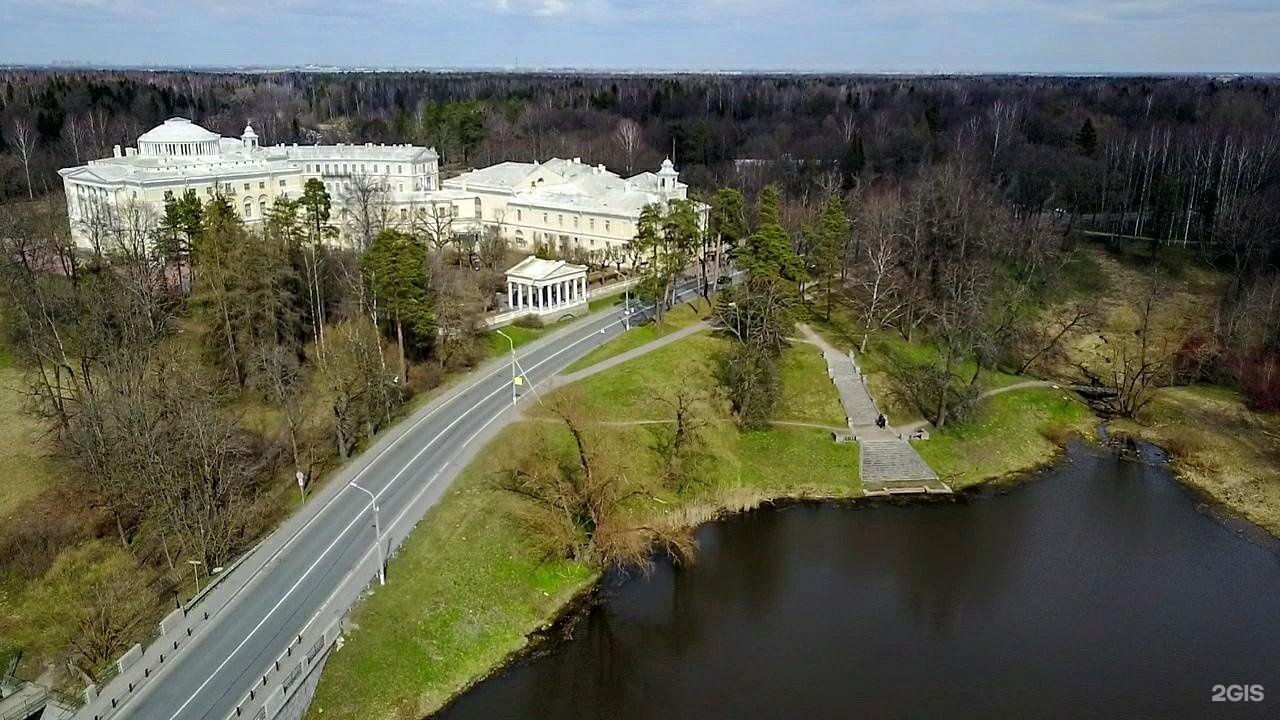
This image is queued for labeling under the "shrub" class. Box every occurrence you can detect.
[513,314,544,329]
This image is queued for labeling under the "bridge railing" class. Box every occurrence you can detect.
[74,534,273,720]
[223,617,344,720]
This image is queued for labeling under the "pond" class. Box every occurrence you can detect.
[439,441,1280,719]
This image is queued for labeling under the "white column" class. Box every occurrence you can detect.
[580,276,586,302]
[507,282,514,309]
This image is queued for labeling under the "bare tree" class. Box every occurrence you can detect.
[10,117,38,199]
[341,173,391,251]
[1017,302,1098,375]
[64,113,87,165]
[495,392,691,568]
[849,192,906,353]
[987,99,1019,170]
[414,201,455,255]
[1080,277,1175,418]
[614,118,644,174]
[647,383,712,495]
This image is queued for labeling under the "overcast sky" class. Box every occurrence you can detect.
[2,0,1277,73]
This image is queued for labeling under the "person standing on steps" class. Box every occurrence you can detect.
[876,413,886,429]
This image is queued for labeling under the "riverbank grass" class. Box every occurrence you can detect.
[1112,385,1280,535]
[309,329,860,719]
[310,424,596,719]
[913,387,1095,488]
[799,299,1101,489]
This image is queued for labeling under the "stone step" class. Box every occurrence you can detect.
[859,439,939,484]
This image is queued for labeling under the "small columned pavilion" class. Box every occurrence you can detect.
[505,256,590,318]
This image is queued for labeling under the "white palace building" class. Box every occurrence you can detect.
[59,117,702,260]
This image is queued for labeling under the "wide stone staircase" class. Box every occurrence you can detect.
[802,325,950,496]
[823,350,881,427]
[859,438,943,488]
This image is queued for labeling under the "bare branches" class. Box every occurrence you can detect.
[494,393,665,568]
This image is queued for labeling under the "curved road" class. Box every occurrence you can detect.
[109,278,712,720]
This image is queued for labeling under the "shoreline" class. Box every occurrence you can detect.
[418,431,1083,718]
[421,426,1277,718]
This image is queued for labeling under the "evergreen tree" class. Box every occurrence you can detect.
[158,189,202,288]
[1076,117,1098,155]
[710,187,747,264]
[299,178,332,244]
[190,197,251,385]
[740,185,804,285]
[840,133,865,190]
[360,228,431,382]
[811,196,849,320]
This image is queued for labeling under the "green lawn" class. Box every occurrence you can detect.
[310,324,860,719]
[308,424,596,720]
[913,387,1095,488]
[0,366,59,519]
[482,288,632,359]
[775,345,847,426]
[563,299,711,374]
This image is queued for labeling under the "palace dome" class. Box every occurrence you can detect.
[137,117,223,156]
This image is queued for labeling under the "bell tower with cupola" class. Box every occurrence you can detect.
[242,123,259,150]
[657,157,683,198]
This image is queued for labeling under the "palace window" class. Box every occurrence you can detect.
[243,198,253,218]
[279,179,286,187]
[605,220,612,232]
[259,181,265,190]
[243,183,251,191]
[516,209,522,221]
[589,218,595,230]
[542,212,548,223]
[558,214,563,226]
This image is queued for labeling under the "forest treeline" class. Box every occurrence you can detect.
[0,179,514,681]
[0,69,1278,684]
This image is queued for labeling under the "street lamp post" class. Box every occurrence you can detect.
[349,481,385,586]
[494,328,518,407]
[187,559,203,594]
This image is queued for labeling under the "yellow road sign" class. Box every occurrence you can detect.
[514,375,524,386]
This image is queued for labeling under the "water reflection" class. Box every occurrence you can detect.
[439,441,1280,720]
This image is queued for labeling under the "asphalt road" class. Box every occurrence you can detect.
[113,278,711,720]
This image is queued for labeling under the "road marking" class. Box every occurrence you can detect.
[157,277,720,719]
[220,307,622,601]
[107,311,627,720]
[164,311,634,720]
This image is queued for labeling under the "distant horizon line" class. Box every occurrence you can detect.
[1,62,1277,79]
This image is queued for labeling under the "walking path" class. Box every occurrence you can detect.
[897,380,1056,434]
[797,324,950,495]
[552,321,710,386]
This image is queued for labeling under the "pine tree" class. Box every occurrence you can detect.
[740,185,804,285]
[1076,117,1098,156]
[840,133,865,190]
[812,196,850,320]
[360,228,431,382]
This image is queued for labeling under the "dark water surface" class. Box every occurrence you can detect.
[440,442,1280,719]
